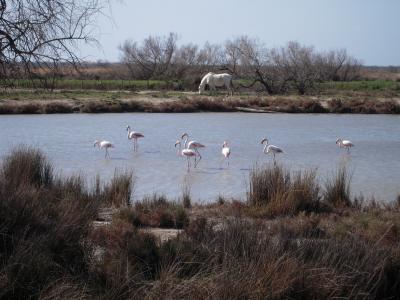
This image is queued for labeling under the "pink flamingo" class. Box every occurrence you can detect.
[175,140,197,171]
[221,141,231,167]
[261,138,283,161]
[126,125,144,152]
[336,138,354,153]
[181,132,205,167]
[94,140,114,158]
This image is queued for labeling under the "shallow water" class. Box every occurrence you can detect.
[0,113,399,202]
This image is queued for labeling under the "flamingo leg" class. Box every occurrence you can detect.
[187,157,190,172]
[105,148,108,158]
[194,150,202,167]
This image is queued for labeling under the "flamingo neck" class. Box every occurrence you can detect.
[263,144,268,154]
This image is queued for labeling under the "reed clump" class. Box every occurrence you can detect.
[247,164,322,216]
[323,165,352,208]
[116,193,190,229]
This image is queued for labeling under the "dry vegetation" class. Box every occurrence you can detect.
[1,147,400,299]
[0,93,399,114]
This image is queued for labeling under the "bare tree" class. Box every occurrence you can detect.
[316,49,347,81]
[169,43,198,80]
[229,36,287,94]
[120,33,178,80]
[270,41,320,94]
[196,42,224,74]
[338,56,362,81]
[222,39,241,74]
[315,49,361,81]
[0,0,104,83]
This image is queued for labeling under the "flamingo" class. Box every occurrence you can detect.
[336,138,354,153]
[126,125,144,152]
[175,140,197,171]
[221,141,231,167]
[181,132,205,167]
[94,140,114,158]
[261,138,283,161]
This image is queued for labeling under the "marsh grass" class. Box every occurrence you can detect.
[2,147,400,299]
[181,181,192,208]
[0,146,135,299]
[92,217,400,299]
[247,164,322,216]
[100,171,133,207]
[116,193,190,229]
[324,165,352,208]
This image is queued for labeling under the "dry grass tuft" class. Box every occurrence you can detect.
[247,164,322,217]
[323,165,352,208]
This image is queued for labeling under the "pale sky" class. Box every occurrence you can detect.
[80,0,400,66]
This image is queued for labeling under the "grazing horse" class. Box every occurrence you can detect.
[198,72,233,95]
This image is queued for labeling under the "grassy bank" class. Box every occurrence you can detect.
[1,147,400,299]
[5,78,400,94]
[1,93,399,114]
[3,79,168,91]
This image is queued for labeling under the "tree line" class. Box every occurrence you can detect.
[120,33,362,94]
[0,0,362,96]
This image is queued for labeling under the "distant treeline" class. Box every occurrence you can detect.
[3,33,400,94]
[118,34,364,94]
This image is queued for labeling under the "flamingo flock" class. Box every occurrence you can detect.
[94,125,354,171]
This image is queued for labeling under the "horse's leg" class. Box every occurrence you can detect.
[225,82,230,96]
[209,81,215,96]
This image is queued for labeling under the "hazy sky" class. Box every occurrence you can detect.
[80,0,400,66]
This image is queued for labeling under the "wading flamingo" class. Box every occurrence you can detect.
[221,141,231,167]
[181,133,205,167]
[261,138,283,161]
[126,125,144,152]
[175,140,197,171]
[94,140,114,158]
[336,138,354,153]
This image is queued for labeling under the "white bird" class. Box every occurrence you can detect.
[181,132,205,167]
[126,125,144,152]
[336,138,354,153]
[94,140,114,158]
[221,141,231,167]
[261,138,283,160]
[175,140,197,171]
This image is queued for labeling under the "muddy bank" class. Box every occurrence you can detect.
[0,95,399,114]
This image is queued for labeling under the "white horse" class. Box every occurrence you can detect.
[198,72,233,95]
